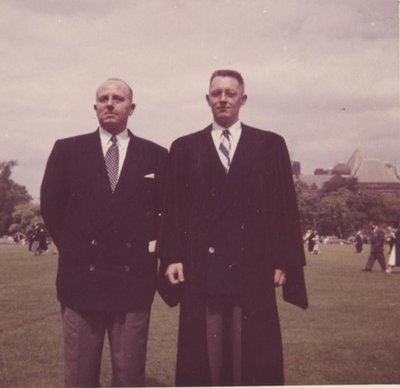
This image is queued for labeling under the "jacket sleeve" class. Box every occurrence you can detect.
[157,139,187,306]
[40,140,70,248]
[270,136,308,309]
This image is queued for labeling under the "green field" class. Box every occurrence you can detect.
[1,244,400,387]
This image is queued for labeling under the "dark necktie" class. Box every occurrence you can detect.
[219,129,231,172]
[105,135,119,192]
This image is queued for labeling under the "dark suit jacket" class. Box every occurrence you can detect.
[370,227,385,254]
[41,130,167,311]
[158,124,307,386]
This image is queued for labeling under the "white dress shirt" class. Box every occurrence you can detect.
[99,127,130,178]
[211,120,242,169]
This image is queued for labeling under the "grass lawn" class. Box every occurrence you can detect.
[0,243,399,387]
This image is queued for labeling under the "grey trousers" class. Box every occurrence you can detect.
[365,251,387,270]
[206,298,242,386]
[61,305,150,387]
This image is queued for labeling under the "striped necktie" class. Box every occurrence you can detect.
[219,129,231,172]
[105,135,119,192]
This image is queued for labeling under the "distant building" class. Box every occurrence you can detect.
[295,149,400,196]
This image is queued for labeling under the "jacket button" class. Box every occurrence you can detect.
[208,247,215,254]
[241,223,245,230]
[124,265,131,272]
[91,239,98,246]
[89,264,96,271]
[126,242,133,248]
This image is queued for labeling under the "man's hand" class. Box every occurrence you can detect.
[165,263,185,285]
[274,269,286,287]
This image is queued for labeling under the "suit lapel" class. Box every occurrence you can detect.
[113,130,146,200]
[199,125,227,178]
[84,130,113,199]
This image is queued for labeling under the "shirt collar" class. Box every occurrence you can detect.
[211,120,242,141]
[99,127,130,149]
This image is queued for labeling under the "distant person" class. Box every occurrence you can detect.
[41,78,167,387]
[27,226,36,251]
[312,230,320,255]
[362,222,386,272]
[387,226,396,253]
[386,223,399,273]
[13,233,23,244]
[158,69,308,386]
[307,230,316,253]
[355,230,363,253]
[34,224,48,255]
[303,229,311,243]
[30,224,40,254]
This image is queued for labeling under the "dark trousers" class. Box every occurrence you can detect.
[206,297,242,386]
[61,305,150,387]
[365,251,386,271]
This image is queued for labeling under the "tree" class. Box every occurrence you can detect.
[0,161,32,235]
[383,194,400,226]
[8,203,42,235]
[346,190,388,227]
[317,189,349,236]
[320,175,360,196]
[294,180,320,232]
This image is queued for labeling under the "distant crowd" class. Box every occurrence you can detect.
[6,223,54,256]
[303,221,400,273]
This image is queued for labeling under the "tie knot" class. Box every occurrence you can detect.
[110,135,117,144]
[222,129,230,139]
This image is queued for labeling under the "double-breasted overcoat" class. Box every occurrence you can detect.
[158,124,308,386]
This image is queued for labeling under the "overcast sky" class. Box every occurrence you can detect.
[0,0,398,201]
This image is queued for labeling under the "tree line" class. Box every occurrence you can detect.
[1,160,400,239]
[296,175,400,237]
[0,161,42,237]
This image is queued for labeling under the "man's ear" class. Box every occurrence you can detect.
[205,94,211,106]
[130,103,136,115]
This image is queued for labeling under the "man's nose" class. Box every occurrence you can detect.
[219,92,227,102]
[106,96,115,107]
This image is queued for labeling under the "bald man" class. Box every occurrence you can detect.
[41,78,167,387]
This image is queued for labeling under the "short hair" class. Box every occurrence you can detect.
[99,78,133,102]
[209,69,245,89]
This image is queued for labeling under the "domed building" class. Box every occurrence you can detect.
[332,162,351,176]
